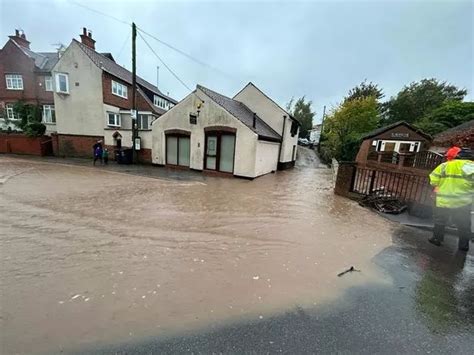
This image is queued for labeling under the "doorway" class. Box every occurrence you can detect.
[166,134,190,167]
[204,132,236,173]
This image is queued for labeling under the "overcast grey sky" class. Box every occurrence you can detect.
[1,0,472,122]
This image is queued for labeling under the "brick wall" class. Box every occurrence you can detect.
[0,40,54,106]
[334,162,357,197]
[355,139,372,165]
[0,133,52,156]
[56,134,103,158]
[102,72,156,112]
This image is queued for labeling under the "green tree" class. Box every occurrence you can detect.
[321,96,379,161]
[5,101,46,136]
[416,101,474,136]
[286,97,315,138]
[345,80,384,102]
[382,78,467,125]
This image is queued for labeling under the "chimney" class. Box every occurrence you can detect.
[80,27,96,50]
[9,29,30,49]
[253,113,257,128]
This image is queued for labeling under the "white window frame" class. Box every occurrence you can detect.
[107,112,121,127]
[111,80,128,99]
[6,104,19,120]
[153,95,168,109]
[42,105,55,124]
[45,76,53,91]
[137,114,150,130]
[5,74,24,90]
[55,73,69,94]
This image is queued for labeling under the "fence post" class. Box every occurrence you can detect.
[368,169,376,193]
[334,162,357,197]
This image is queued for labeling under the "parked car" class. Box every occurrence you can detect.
[298,138,310,146]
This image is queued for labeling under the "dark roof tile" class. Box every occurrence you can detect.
[198,85,281,141]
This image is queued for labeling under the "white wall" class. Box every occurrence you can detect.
[234,83,299,163]
[255,141,279,177]
[152,88,259,178]
[53,41,104,137]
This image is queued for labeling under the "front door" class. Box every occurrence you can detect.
[166,135,190,167]
[205,133,235,173]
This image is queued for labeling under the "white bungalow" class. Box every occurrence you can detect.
[152,83,300,179]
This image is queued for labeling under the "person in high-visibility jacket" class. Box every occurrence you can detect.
[429,146,474,251]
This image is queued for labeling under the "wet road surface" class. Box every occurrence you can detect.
[0,153,472,354]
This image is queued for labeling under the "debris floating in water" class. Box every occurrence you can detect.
[71,294,81,300]
[337,266,361,277]
[84,297,90,302]
[252,276,259,280]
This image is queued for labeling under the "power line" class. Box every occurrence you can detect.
[137,30,192,92]
[68,0,236,80]
[67,0,131,26]
[116,31,131,62]
[137,27,236,80]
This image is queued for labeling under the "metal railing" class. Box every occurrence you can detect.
[403,151,444,170]
[351,166,432,205]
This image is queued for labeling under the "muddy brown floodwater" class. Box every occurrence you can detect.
[0,155,395,354]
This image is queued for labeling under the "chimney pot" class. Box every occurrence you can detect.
[15,29,19,36]
[80,27,96,50]
[10,29,30,49]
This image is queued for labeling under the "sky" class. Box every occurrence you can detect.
[1,0,472,123]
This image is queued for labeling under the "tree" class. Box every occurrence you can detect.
[286,96,315,138]
[4,101,46,136]
[321,96,379,161]
[416,101,474,136]
[345,80,384,102]
[382,78,467,125]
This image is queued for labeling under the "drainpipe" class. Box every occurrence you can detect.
[278,115,287,168]
[253,112,256,128]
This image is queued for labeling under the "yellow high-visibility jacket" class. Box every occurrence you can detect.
[429,159,474,208]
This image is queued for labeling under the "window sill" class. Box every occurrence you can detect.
[56,91,69,95]
[107,125,122,128]
[138,128,152,131]
[112,92,128,100]
[43,122,56,125]
[6,88,24,91]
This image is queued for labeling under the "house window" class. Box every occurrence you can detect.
[42,105,55,123]
[137,114,150,130]
[290,120,298,137]
[55,73,69,93]
[6,104,19,120]
[153,95,168,109]
[112,80,128,99]
[5,74,23,90]
[107,112,121,127]
[45,76,53,91]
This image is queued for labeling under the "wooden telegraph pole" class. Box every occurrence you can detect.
[131,22,137,163]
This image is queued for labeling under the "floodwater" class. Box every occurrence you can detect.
[1,151,395,354]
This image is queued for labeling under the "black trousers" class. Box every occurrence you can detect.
[433,205,471,249]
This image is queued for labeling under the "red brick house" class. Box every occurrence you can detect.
[0,29,59,132]
[356,121,432,165]
[431,120,474,152]
[52,28,177,161]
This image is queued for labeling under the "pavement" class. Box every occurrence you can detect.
[79,226,473,355]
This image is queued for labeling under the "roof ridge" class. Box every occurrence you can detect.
[73,39,174,101]
[197,84,281,141]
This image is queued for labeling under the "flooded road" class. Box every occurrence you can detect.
[0,153,409,353]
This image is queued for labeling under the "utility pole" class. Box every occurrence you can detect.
[131,22,137,163]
